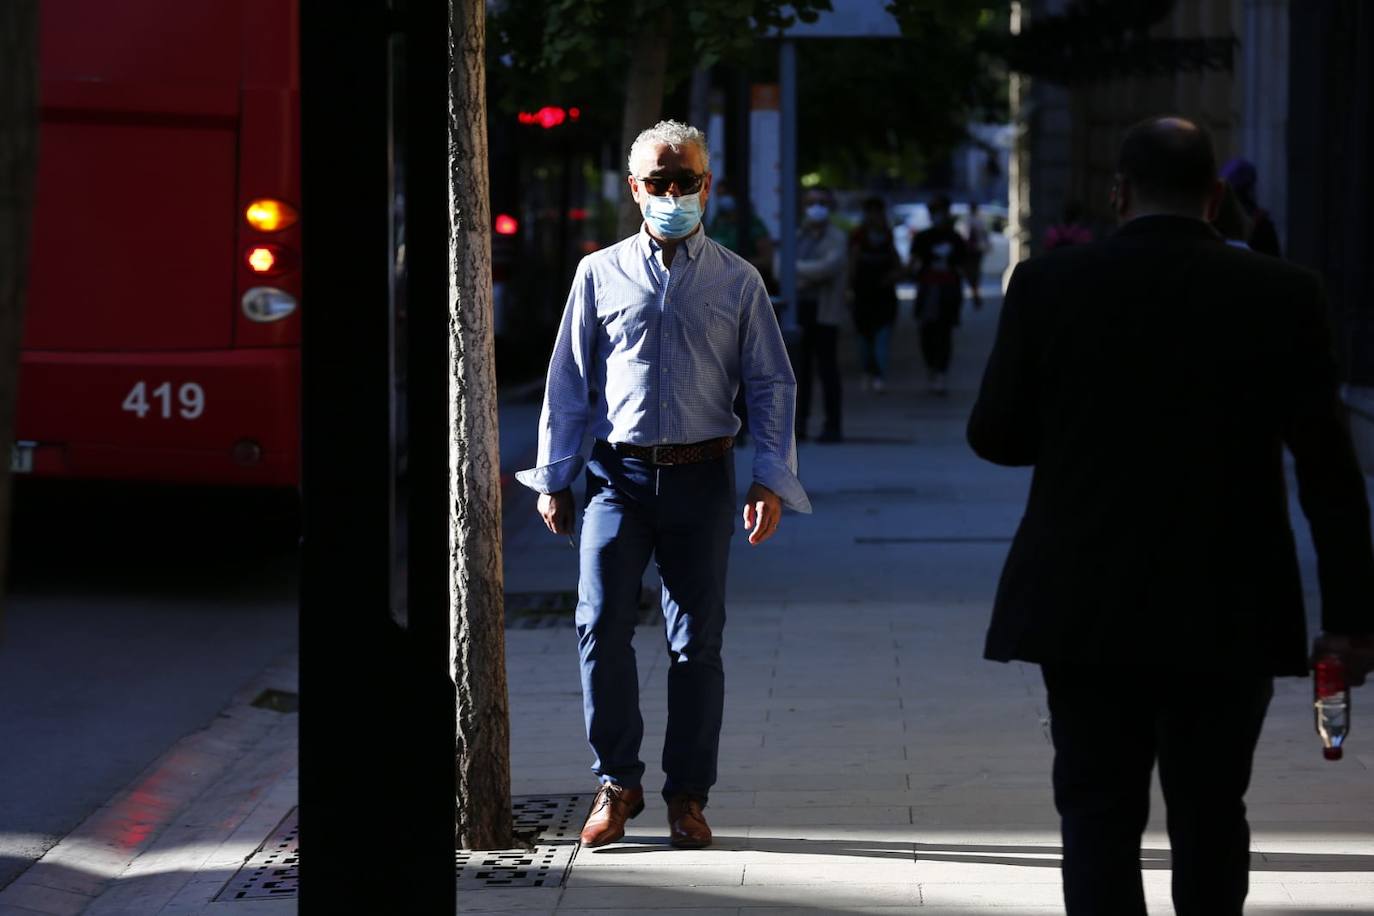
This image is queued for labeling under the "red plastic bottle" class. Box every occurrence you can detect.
[1314,654,1350,761]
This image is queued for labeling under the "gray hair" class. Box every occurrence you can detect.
[627,120,709,172]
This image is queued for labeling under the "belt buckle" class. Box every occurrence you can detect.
[651,445,674,466]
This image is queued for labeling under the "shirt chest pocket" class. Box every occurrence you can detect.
[691,300,739,349]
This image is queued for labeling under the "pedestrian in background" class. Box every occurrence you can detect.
[517,119,811,852]
[909,194,969,396]
[708,178,777,443]
[708,178,776,287]
[964,200,989,309]
[1212,179,1253,249]
[1221,156,1282,257]
[1043,200,1094,251]
[848,196,901,394]
[791,185,848,442]
[969,115,1374,915]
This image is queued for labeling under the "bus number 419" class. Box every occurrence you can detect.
[122,381,206,420]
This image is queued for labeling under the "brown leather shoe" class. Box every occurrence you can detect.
[579,783,644,847]
[666,794,712,849]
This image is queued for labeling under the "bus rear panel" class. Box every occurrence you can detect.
[19,0,301,486]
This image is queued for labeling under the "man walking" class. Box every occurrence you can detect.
[517,120,810,850]
[968,116,1374,914]
[910,194,970,396]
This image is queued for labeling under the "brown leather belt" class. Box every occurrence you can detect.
[609,436,734,466]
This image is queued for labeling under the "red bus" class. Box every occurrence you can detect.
[18,0,302,487]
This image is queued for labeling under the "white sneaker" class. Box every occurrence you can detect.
[932,373,948,396]
[872,377,886,394]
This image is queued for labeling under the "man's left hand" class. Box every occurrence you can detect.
[742,483,782,546]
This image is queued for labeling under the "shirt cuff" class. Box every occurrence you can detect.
[514,454,585,495]
[752,455,812,514]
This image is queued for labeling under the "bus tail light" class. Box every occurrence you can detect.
[246,244,297,275]
[242,286,297,322]
[245,198,299,232]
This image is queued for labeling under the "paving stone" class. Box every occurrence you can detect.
[0,883,92,916]
[556,883,922,910]
[564,865,744,888]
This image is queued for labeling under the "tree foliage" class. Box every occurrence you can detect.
[976,0,1234,85]
[489,0,832,124]
[487,0,1009,192]
[793,3,1008,188]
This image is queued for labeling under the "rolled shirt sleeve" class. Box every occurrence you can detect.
[739,277,812,514]
[515,261,596,495]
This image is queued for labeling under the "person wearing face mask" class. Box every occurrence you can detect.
[708,179,780,444]
[707,179,775,282]
[789,186,849,442]
[517,120,810,852]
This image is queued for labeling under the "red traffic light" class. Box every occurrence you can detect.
[494,213,519,235]
[517,106,582,129]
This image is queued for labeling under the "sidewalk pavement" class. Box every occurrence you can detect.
[489,282,1374,914]
[11,283,1372,916]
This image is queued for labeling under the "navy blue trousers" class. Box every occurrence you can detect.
[1041,663,1273,916]
[576,440,735,803]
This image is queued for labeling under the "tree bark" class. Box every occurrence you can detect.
[0,1,40,633]
[616,8,673,238]
[448,0,514,850]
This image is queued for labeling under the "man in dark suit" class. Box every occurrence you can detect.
[968,116,1374,915]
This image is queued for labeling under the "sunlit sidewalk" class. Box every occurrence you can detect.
[13,285,1369,916]
[483,286,1374,914]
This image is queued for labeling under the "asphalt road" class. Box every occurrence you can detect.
[0,482,300,891]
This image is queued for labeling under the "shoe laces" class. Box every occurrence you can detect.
[593,783,625,814]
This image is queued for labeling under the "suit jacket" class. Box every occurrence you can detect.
[968,214,1374,675]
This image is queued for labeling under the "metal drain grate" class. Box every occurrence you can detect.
[457,793,590,889]
[215,807,299,901]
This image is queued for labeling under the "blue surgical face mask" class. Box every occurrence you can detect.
[641,192,702,239]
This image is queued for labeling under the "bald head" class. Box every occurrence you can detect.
[1113,116,1221,220]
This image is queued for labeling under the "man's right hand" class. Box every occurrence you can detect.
[537,489,575,536]
[1313,633,1374,687]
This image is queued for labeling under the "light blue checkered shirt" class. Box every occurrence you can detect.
[516,224,811,513]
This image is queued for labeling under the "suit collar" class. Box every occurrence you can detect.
[1113,213,1224,242]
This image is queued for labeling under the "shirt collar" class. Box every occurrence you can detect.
[637,223,706,262]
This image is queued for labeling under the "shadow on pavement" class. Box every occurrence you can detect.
[593,835,1374,873]
[7,479,300,599]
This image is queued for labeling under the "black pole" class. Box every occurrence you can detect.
[299,0,454,910]
[401,0,460,898]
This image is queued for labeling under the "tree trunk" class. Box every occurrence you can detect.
[0,1,40,634]
[616,8,673,238]
[448,0,514,851]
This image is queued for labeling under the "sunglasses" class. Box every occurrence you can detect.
[633,171,706,195]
